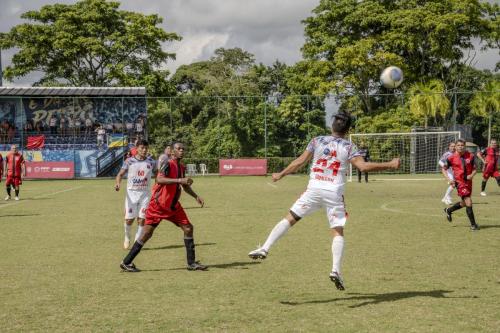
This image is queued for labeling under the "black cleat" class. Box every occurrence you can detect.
[187,261,208,271]
[329,271,345,291]
[470,224,480,231]
[120,262,140,272]
[443,208,452,222]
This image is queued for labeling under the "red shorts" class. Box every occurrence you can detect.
[145,200,190,226]
[6,176,22,187]
[483,163,499,179]
[456,180,472,198]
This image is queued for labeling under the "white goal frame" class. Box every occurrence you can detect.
[348,131,461,181]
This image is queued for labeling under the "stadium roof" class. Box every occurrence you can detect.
[0,87,146,96]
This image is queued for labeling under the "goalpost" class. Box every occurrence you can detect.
[348,131,461,181]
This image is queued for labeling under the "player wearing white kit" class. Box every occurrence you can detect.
[439,142,456,205]
[115,139,157,249]
[248,112,400,290]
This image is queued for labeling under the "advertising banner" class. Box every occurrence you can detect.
[219,159,267,176]
[26,161,74,179]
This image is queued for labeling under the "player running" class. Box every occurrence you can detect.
[438,142,456,205]
[115,139,157,249]
[4,145,25,201]
[477,139,499,196]
[248,112,400,290]
[120,142,207,272]
[442,139,480,231]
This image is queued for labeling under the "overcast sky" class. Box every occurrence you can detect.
[0,0,498,86]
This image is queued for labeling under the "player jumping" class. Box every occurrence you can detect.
[120,142,207,272]
[4,145,25,201]
[248,112,400,290]
[442,139,480,231]
[438,142,456,205]
[477,139,499,196]
[115,139,157,249]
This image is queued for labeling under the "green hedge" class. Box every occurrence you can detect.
[182,157,309,174]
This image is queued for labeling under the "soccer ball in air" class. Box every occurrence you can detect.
[380,66,403,89]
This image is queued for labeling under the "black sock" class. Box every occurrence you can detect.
[184,237,196,265]
[481,180,487,192]
[6,186,11,196]
[15,189,19,197]
[496,177,500,187]
[448,202,463,213]
[466,207,477,226]
[123,241,143,265]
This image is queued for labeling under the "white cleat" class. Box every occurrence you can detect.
[480,192,487,197]
[445,197,453,205]
[4,195,10,201]
[123,238,130,250]
[14,197,19,201]
[248,248,268,260]
[329,271,345,290]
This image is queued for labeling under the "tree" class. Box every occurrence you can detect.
[0,0,180,95]
[470,80,500,143]
[408,80,450,128]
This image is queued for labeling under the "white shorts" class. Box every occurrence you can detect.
[290,188,347,228]
[125,190,150,219]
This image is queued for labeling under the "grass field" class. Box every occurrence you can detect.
[1,175,499,332]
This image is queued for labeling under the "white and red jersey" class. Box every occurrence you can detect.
[306,136,361,194]
[121,156,157,192]
[439,151,454,168]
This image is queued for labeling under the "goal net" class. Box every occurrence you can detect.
[348,131,461,181]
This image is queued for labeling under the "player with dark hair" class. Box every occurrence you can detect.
[442,139,480,231]
[248,112,400,290]
[115,139,157,249]
[120,142,207,272]
[477,139,499,196]
[4,145,25,201]
[438,142,456,205]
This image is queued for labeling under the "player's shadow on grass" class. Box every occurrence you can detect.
[0,213,41,217]
[142,261,260,272]
[281,290,477,308]
[143,242,216,251]
[477,224,500,229]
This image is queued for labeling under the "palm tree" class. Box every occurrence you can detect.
[470,80,500,144]
[408,80,450,128]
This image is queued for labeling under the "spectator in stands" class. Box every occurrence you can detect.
[7,124,16,143]
[115,122,123,135]
[135,117,145,137]
[96,124,106,149]
[105,122,114,134]
[24,120,34,134]
[49,114,58,135]
[60,115,67,136]
[126,120,134,137]
[1,120,10,143]
[85,116,93,137]
[34,120,44,133]
[75,117,82,136]
[68,117,75,136]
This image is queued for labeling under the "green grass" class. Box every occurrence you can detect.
[1,175,499,332]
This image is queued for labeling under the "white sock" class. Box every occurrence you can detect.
[134,225,143,241]
[124,223,131,240]
[262,219,291,252]
[331,236,345,274]
[445,186,453,199]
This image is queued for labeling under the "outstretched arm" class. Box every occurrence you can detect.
[272,150,313,182]
[182,184,204,207]
[349,156,400,173]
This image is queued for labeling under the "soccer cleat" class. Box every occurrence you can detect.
[4,196,10,201]
[248,248,268,260]
[14,197,19,201]
[329,271,345,290]
[120,262,140,272]
[444,208,452,222]
[470,224,480,231]
[187,261,208,271]
[123,238,130,250]
[480,192,487,197]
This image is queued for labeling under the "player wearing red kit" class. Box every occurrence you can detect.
[442,139,479,231]
[4,145,25,201]
[120,142,207,272]
[0,153,3,184]
[477,139,499,196]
